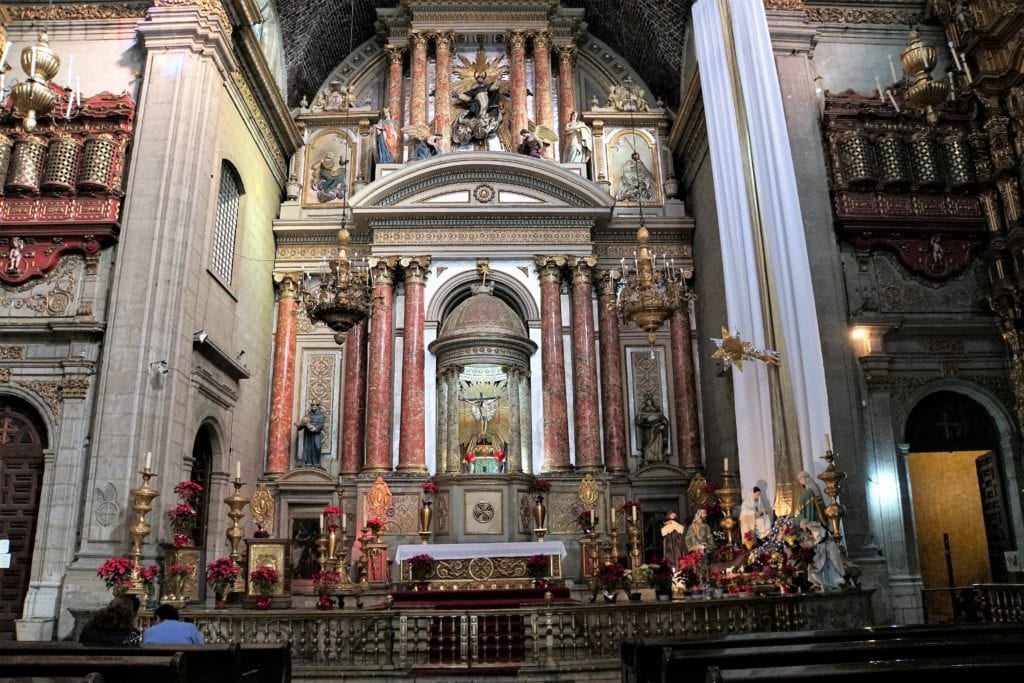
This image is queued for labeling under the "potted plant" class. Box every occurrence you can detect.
[407,553,435,589]
[166,502,198,547]
[313,569,341,609]
[163,563,194,607]
[322,505,342,533]
[597,562,625,602]
[249,566,279,609]
[97,557,156,595]
[421,481,439,499]
[649,558,676,600]
[205,557,242,608]
[525,553,549,589]
[365,517,385,537]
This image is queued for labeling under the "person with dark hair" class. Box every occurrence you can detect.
[143,603,204,644]
[78,594,142,646]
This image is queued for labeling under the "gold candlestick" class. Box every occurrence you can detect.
[627,521,641,573]
[128,467,159,593]
[317,532,329,573]
[818,447,847,544]
[716,471,741,544]
[224,477,249,569]
[609,524,620,564]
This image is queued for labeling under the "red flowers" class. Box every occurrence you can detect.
[323,505,342,532]
[165,563,194,579]
[205,557,241,593]
[173,480,204,501]
[313,569,341,593]
[97,557,138,590]
[421,482,439,494]
[526,479,551,494]
[249,566,279,595]
[408,554,435,581]
[167,503,198,535]
[525,554,549,578]
[365,517,385,534]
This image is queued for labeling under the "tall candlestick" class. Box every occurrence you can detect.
[825,433,832,452]
[235,461,241,480]
[888,54,898,83]
[144,451,152,470]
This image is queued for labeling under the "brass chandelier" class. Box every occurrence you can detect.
[899,29,949,127]
[300,213,371,345]
[7,31,61,132]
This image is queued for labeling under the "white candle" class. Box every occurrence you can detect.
[590,509,595,526]
[886,89,901,113]
[874,76,884,101]
[145,451,152,470]
[825,433,832,452]
[30,47,37,79]
[342,512,347,531]
[948,42,963,72]
[0,42,10,71]
[319,514,324,532]
[723,458,729,472]
[961,55,973,84]
[235,461,241,480]
[611,508,616,524]
[888,54,898,83]
[66,88,73,119]
[631,505,637,523]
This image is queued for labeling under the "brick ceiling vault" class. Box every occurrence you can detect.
[276,0,688,109]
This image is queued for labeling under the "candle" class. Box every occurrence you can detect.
[145,451,152,470]
[886,89,901,113]
[590,509,595,526]
[723,458,729,472]
[235,461,241,480]
[948,42,963,72]
[825,433,832,452]
[961,54,973,84]
[948,71,956,100]
[319,514,324,532]
[611,508,616,524]
[874,76,884,101]
[887,54,897,83]
[631,505,637,523]
[342,512,347,531]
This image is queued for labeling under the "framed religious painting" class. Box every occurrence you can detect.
[303,129,357,208]
[606,129,662,206]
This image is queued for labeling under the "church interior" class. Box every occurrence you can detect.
[2,0,1024,679]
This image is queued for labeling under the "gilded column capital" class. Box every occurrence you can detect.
[410,31,428,50]
[400,256,432,284]
[557,45,578,66]
[433,31,455,52]
[533,31,551,52]
[507,30,528,52]
[535,256,566,284]
[595,269,622,298]
[369,257,397,286]
[273,271,304,299]
[568,256,598,286]
[386,45,406,64]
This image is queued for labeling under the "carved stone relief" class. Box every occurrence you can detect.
[0,255,81,317]
[873,253,986,314]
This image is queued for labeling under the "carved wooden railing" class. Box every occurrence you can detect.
[922,583,1024,624]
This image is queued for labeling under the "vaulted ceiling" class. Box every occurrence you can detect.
[275,0,689,110]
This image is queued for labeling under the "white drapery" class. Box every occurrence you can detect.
[692,0,832,499]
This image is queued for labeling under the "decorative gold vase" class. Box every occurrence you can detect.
[532,495,546,530]
[419,500,432,534]
[327,530,337,561]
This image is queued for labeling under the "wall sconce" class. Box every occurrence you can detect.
[149,360,168,375]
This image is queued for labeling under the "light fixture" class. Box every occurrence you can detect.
[299,207,371,345]
[899,29,949,126]
[9,31,60,132]
[149,360,168,375]
[194,330,209,344]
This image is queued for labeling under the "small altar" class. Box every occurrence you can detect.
[395,541,566,588]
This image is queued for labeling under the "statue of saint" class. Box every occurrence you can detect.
[795,470,827,527]
[739,484,774,541]
[310,152,348,203]
[683,509,714,553]
[373,109,400,163]
[296,400,325,468]
[661,511,686,566]
[617,154,656,202]
[564,111,593,166]
[451,50,509,147]
[635,393,669,464]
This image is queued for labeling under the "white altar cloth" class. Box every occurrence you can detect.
[395,541,567,564]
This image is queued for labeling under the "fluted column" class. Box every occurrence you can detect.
[518,372,533,474]
[385,45,405,126]
[446,369,461,473]
[568,257,602,471]
[341,319,368,475]
[409,31,428,127]
[556,45,577,156]
[364,259,396,472]
[267,273,302,474]
[597,271,628,473]
[433,32,454,150]
[533,31,554,158]
[398,257,431,472]
[507,367,522,473]
[670,304,701,469]
[536,256,571,472]
[436,370,448,473]
[508,30,529,139]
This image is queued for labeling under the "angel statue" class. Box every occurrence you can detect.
[517,126,558,159]
[451,50,511,149]
[402,124,444,160]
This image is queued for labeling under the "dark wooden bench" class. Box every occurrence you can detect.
[705,653,1024,682]
[0,676,104,683]
[622,622,1024,683]
[0,654,186,683]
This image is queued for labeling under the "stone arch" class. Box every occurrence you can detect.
[0,386,56,446]
[427,268,539,326]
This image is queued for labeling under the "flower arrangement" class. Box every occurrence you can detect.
[464,451,476,464]
[494,449,506,463]
[253,526,271,539]
[249,566,279,596]
[743,529,756,549]
[139,563,160,588]
[421,482,439,495]
[525,554,549,579]
[96,557,138,591]
[173,480,204,502]
[597,562,626,592]
[365,517,385,534]
[323,505,341,533]
[165,563,194,580]
[678,551,706,588]
[205,557,242,595]
[526,479,551,494]
[313,569,341,594]
[407,553,435,581]
[647,557,676,592]
[577,510,596,531]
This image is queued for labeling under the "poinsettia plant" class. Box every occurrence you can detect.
[526,479,551,494]
[249,566,279,596]
[173,480,204,502]
[205,557,242,594]
[313,569,341,594]
[526,554,549,579]
[597,562,626,592]
[365,517,385,534]
[96,557,139,590]
[421,482,439,494]
[323,505,341,532]
[407,553,435,581]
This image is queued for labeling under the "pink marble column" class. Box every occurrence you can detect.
[409,32,428,127]
[557,45,577,157]
[433,32,453,150]
[533,31,554,157]
[568,257,601,471]
[597,271,628,473]
[385,45,405,125]
[670,304,701,469]
[341,318,367,475]
[535,257,571,472]
[508,30,528,140]
[267,274,301,475]
[398,256,431,472]
[364,260,396,473]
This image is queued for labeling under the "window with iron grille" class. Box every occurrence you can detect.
[211,162,242,283]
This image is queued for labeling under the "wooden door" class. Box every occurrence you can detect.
[0,403,45,638]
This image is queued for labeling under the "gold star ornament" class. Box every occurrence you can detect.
[711,327,781,372]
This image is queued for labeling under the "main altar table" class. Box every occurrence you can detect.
[395,541,566,588]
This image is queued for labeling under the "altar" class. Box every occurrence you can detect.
[395,541,566,589]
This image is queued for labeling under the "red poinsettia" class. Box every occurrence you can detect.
[205,557,242,593]
[526,479,551,494]
[97,557,137,590]
[249,566,279,596]
[365,517,385,534]
[421,482,439,494]
[173,480,204,502]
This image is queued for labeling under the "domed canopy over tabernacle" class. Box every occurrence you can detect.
[430,284,536,371]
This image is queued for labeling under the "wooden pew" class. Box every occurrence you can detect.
[705,653,1024,682]
[0,676,104,683]
[0,654,186,683]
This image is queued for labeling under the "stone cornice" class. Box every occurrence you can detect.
[7,2,150,21]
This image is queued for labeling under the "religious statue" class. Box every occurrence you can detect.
[374,109,401,163]
[564,111,593,166]
[795,470,827,527]
[310,152,348,203]
[451,50,510,148]
[314,79,357,112]
[661,511,686,567]
[683,508,714,553]
[402,124,444,160]
[801,520,845,591]
[739,484,774,542]
[635,393,668,464]
[296,400,325,468]
[616,153,656,202]
[517,129,544,158]
[5,236,25,274]
[607,75,650,112]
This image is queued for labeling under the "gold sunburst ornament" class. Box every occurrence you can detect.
[711,327,781,371]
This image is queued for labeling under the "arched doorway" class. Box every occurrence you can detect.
[904,390,1012,620]
[190,426,215,546]
[0,396,47,639]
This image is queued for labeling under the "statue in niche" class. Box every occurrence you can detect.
[373,108,401,163]
[635,392,669,465]
[607,75,649,113]
[296,400,325,468]
[564,111,593,165]
[451,49,511,149]
[309,151,349,203]
[616,152,657,202]
[457,374,511,474]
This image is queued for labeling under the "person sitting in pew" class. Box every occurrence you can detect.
[143,603,204,645]
[79,594,142,646]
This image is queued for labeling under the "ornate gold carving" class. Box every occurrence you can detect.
[764,0,805,9]
[305,353,337,450]
[507,30,527,52]
[373,228,591,245]
[806,8,926,24]
[0,346,26,360]
[688,472,712,511]
[153,0,230,29]
[385,45,405,64]
[17,378,90,417]
[557,45,577,66]
[365,476,393,522]
[276,245,339,260]
[9,3,149,20]
[400,256,431,284]
[250,483,275,535]
[0,255,80,316]
[577,474,600,511]
[229,71,287,172]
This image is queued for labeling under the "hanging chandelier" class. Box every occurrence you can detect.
[8,31,61,132]
[300,213,371,345]
[900,29,949,127]
[616,149,689,346]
